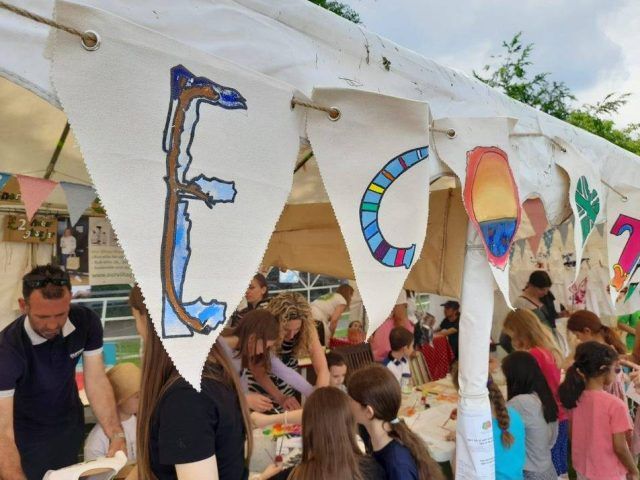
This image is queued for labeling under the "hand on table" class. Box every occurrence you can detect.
[247,393,274,413]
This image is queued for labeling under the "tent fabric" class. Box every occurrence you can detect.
[262,188,468,298]
[2,0,640,219]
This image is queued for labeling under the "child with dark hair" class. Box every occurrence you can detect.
[326,351,348,391]
[502,351,559,480]
[348,365,444,480]
[558,342,638,480]
[383,327,414,386]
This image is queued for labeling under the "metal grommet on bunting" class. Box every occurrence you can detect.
[446,128,456,139]
[327,107,341,122]
[81,30,100,51]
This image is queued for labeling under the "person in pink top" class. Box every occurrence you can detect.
[566,310,628,401]
[558,341,638,480]
[502,308,568,476]
[370,290,414,362]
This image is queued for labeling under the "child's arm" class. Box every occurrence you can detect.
[251,409,303,428]
[612,432,639,479]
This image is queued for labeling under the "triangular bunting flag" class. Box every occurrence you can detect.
[0,172,12,191]
[523,198,548,255]
[596,223,605,238]
[543,229,554,252]
[308,88,431,337]
[431,117,521,308]
[59,182,97,226]
[16,175,58,221]
[53,2,303,389]
[606,186,640,307]
[557,221,571,246]
[517,239,526,260]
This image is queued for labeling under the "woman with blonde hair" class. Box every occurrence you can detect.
[502,308,568,476]
[248,292,329,412]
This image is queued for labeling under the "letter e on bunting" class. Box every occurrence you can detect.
[307,89,431,336]
[554,139,604,279]
[51,1,302,388]
[432,118,521,307]
[606,185,640,307]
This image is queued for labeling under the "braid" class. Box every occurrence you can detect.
[488,377,514,448]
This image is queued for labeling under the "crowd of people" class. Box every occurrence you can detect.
[2,265,640,480]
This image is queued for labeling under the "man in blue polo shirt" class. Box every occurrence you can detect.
[0,265,126,480]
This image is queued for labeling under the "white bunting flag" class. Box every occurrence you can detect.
[555,139,604,279]
[606,186,640,308]
[52,1,302,388]
[307,88,431,336]
[431,117,521,308]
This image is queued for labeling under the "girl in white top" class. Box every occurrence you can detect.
[310,284,354,341]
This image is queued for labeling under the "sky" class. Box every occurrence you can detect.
[341,0,640,127]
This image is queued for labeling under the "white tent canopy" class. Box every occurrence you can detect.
[2,1,640,477]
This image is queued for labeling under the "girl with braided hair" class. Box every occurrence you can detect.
[558,341,638,480]
[451,363,525,479]
[502,351,558,480]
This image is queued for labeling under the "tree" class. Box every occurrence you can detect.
[474,33,574,120]
[308,0,361,24]
[476,33,640,155]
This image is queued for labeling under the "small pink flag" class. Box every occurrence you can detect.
[16,175,58,221]
[523,198,548,255]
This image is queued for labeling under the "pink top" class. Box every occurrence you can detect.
[570,390,633,480]
[370,316,414,362]
[529,347,567,421]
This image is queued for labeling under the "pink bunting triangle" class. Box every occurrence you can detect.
[16,175,58,221]
[523,198,548,255]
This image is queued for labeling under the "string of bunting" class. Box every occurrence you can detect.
[0,171,95,224]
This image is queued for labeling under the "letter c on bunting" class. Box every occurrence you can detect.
[161,65,247,338]
[359,147,429,268]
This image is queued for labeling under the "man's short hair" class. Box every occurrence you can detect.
[389,326,414,352]
[326,351,346,369]
[22,264,71,300]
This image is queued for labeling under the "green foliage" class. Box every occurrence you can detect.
[567,109,640,155]
[474,32,575,120]
[308,0,362,24]
[477,32,640,155]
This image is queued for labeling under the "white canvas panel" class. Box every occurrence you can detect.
[307,88,431,335]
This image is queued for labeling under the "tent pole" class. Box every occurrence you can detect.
[44,122,70,179]
[454,224,495,479]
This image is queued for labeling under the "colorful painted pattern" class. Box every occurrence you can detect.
[610,214,640,291]
[575,176,600,245]
[359,147,428,268]
[463,146,520,270]
[160,65,246,338]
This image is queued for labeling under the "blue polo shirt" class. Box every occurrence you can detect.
[0,305,103,442]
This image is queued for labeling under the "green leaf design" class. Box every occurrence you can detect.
[574,176,600,244]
